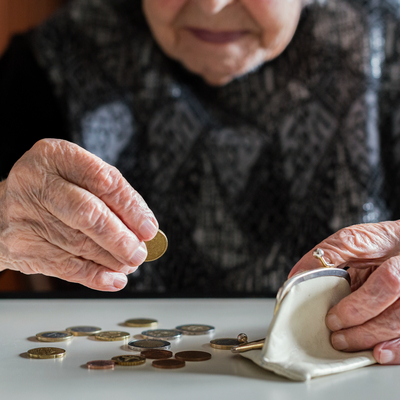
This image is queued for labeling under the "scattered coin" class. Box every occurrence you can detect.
[125,318,158,328]
[128,339,171,352]
[36,331,73,342]
[27,347,66,359]
[111,355,146,366]
[175,324,215,335]
[66,326,102,336]
[152,359,185,369]
[145,230,168,262]
[141,350,173,360]
[141,329,182,340]
[210,338,242,350]
[175,351,212,362]
[86,360,115,370]
[95,331,130,341]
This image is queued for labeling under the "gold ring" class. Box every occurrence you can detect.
[313,248,335,268]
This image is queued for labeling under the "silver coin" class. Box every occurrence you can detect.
[128,339,171,352]
[141,329,182,340]
[175,324,215,335]
[66,326,102,336]
[36,331,73,342]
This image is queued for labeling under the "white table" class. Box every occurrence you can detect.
[1,298,398,399]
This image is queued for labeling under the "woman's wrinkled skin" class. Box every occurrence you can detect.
[289,222,400,365]
[0,139,158,291]
[1,0,400,367]
[143,0,302,85]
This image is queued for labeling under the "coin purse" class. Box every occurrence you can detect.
[240,268,376,381]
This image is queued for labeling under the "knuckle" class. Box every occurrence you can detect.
[91,164,125,198]
[337,226,371,252]
[73,196,107,231]
[112,233,138,258]
[92,271,114,288]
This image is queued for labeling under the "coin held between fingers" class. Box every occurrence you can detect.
[144,230,168,262]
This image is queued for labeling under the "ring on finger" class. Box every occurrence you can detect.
[313,248,335,268]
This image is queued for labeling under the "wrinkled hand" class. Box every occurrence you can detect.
[289,221,400,365]
[0,139,158,291]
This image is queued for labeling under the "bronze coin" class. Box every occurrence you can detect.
[87,360,115,370]
[141,350,173,359]
[175,351,212,362]
[152,359,185,369]
[145,230,168,262]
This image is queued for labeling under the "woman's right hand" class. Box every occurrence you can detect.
[0,139,158,291]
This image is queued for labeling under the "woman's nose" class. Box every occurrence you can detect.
[195,0,236,14]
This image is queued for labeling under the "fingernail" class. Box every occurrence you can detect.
[331,333,348,350]
[139,219,158,239]
[113,274,127,290]
[379,349,394,364]
[326,313,343,331]
[130,242,147,265]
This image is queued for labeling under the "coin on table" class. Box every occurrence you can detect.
[36,331,73,342]
[152,359,185,369]
[175,324,215,335]
[210,338,242,350]
[66,326,102,336]
[27,347,66,359]
[128,339,171,352]
[175,351,212,362]
[86,360,115,370]
[125,318,158,328]
[95,331,130,341]
[145,230,168,262]
[141,350,173,360]
[141,329,182,340]
[111,355,146,366]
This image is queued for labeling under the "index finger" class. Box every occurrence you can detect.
[288,221,400,278]
[40,139,158,241]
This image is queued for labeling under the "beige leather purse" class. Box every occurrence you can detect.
[240,268,376,381]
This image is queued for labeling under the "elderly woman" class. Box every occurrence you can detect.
[1,0,400,364]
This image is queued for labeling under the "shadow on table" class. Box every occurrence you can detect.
[115,342,288,383]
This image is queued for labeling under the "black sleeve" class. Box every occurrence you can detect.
[0,34,70,180]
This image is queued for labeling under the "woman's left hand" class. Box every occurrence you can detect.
[289,221,400,365]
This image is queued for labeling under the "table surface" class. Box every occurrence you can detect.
[1,298,399,400]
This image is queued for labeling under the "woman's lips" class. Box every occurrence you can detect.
[186,28,250,44]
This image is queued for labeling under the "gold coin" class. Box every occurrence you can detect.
[210,338,241,350]
[125,318,158,328]
[111,355,146,366]
[145,230,168,262]
[95,331,130,341]
[36,331,73,342]
[27,347,66,359]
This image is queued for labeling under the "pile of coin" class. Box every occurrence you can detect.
[26,320,244,371]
